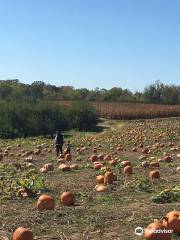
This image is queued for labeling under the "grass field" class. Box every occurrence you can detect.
[0,118,180,240]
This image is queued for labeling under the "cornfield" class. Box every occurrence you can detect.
[58,101,180,120]
[92,102,180,119]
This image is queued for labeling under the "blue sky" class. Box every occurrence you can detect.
[0,0,179,91]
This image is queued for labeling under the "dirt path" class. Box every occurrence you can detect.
[97,118,125,132]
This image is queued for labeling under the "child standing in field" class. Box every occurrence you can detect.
[65,140,71,154]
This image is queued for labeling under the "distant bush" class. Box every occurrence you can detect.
[0,100,98,138]
[68,101,98,131]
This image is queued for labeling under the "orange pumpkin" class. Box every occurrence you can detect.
[94,163,103,170]
[59,153,65,159]
[104,171,114,185]
[17,188,35,198]
[144,222,172,240]
[121,160,131,167]
[96,175,104,184]
[36,195,55,211]
[123,166,133,174]
[43,163,54,171]
[109,160,118,166]
[149,170,160,179]
[89,154,97,162]
[58,163,71,171]
[65,153,72,161]
[164,156,172,163]
[12,227,33,240]
[163,211,180,233]
[95,184,108,192]
[60,192,75,206]
[57,158,65,164]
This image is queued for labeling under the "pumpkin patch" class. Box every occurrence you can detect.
[0,118,179,239]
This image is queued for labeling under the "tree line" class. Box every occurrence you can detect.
[0,100,98,138]
[0,79,179,104]
[0,79,179,138]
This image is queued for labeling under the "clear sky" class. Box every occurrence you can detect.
[0,0,179,91]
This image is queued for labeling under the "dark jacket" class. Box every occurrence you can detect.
[54,134,64,145]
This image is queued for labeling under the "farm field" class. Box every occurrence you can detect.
[58,101,180,120]
[92,102,180,119]
[0,118,180,240]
